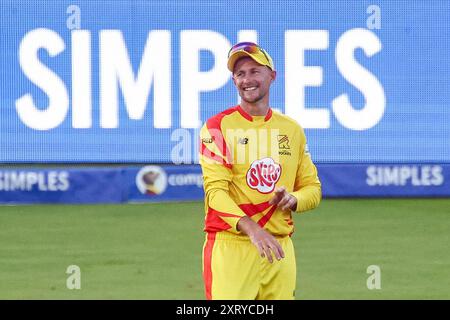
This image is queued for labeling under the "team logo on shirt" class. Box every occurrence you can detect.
[278,135,292,156]
[278,135,290,149]
[246,157,282,194]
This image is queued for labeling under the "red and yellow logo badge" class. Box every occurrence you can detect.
[246,157,282,194]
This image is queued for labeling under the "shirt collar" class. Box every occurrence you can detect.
[236,105,273,122]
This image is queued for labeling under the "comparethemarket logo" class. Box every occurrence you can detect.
[136,166,168,195]
[168,174,203,188]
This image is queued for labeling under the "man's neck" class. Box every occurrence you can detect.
[240,100,270,116]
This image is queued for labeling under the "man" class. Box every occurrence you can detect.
[199,42,321,300]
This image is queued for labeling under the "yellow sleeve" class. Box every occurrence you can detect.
[199,124,247,233]
[290,128,322,213]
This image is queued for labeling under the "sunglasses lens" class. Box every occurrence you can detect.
[228,42,259,57]
[227,42,273,70]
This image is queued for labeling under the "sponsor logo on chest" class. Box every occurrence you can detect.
[246,157,281,193]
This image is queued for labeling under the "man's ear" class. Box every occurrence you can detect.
[271,70,277,82]
[232,75,237,86]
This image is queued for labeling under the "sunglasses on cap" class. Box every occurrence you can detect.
[227,42,272,67]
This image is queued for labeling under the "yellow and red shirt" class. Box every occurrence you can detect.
[199,105,321,237]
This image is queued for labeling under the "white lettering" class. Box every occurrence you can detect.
[58,171,70,191]
[47,171,59,191]
[0,171,70,191]
[180,30,231,128]
[100,30,171,128]
[176,304,210,317]
[16,28,69,130]
[333,28,385,130]
[285,30,330,128]
[168,174,203,188]
[72,30,92,128]
[384,167,398,185]
[410,166,421,186]
[9,172,27,191]
[399,166,411,185]
[431,166,444,186]
[367,165,444,186]
[38,173,48,191]
[14,28,387,131]
[366,166,377,186]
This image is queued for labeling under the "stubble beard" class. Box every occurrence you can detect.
[239,89,266,104]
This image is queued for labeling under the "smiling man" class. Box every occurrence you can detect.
[199,42,322,300]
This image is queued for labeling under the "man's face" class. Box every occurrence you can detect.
[232,57,276,104]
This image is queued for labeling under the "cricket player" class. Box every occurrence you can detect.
[199,42,321,300]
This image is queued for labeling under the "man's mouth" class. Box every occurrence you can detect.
[243,86,257,91]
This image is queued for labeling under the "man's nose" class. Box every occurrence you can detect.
[241,74,253,85]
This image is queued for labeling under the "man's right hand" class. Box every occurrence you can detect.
[236,216,285,263]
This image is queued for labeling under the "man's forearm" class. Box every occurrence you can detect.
[236,216,285,263]
[236,216,262,236]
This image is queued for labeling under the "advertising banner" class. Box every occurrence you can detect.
[1,1,449,163]
[125,165,204,202]
[0,167,124,204]
[1,164,448,204]
[319,164,450,197]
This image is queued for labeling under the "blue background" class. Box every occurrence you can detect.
[1,0,449,163]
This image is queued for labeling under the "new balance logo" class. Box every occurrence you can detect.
[238,137,249,145]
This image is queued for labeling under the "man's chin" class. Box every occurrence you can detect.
[240,93,263,104]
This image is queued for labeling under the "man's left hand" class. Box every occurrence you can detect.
[269,186,297,211]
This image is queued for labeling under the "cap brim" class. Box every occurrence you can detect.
[227,51,271,72]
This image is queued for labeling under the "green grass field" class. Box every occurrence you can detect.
[1,199,449,299]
